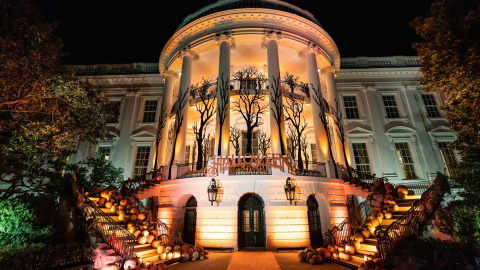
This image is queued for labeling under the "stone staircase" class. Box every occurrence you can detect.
[348,194,422,267]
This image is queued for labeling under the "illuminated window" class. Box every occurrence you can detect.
[97,146,111,160]
[185,145,190,164]
[421,94,440,117]
[438,142,458,178]
[310,144,317,162]
[382,95,400,118]
[343,96,359,119]
[395,142,417,179]
[352,143,371,176]
[142,100,158,123]
[242,131,258,155]
[243,210,250,232]
[134,146,151,177]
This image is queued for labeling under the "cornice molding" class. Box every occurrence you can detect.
[337,70,422,79]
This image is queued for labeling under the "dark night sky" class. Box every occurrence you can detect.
[31,0,435,65]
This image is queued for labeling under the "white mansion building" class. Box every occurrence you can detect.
[70,0,456,251]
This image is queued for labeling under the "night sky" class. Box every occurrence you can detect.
[31,0,435,65]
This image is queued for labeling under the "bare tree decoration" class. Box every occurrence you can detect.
[258,129,272,156]
[230,124,241,160]
[191,140,196,171]
[282,72,299,93]
[270,76,286,155]
[233,67,268,154]
[283,95,308,171]
[311,84,338,178]
[286,124,298,162]
[153,105,167,171]
[216,73,229,156]
[301,134,309,170]
[330,98,350,169]
[191,78,216,170]
[203,133,212,166]
[168,89,188,180]
[299,82,310,98]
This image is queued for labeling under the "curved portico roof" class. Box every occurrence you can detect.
[175,0,322,32]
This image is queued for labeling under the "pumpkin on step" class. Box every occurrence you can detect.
[101,263,120,270]
[384,212,393,219]
[339,251,351,261]
[159,252,167,260]
[152,240,162,248]
[157,245,165,254]
[327,245,335,253]
[345,243,356,255]
[352,240,361,250]
[317,247,331,259]
[354,232,365,242]
[361,229,371,238]
[137,236,147,245]
[146,234,155,244]
[133,230,142,238]
[123,260,136,269]
[137,213,146,221]
[173,250,181,258]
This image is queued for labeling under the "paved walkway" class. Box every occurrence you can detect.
[166,251,349,270]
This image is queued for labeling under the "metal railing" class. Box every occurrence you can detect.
[375,172,449,269]
[228,165,272,175]
[342,168,388,194]
[72,176,135,263]
[120,167,163,195]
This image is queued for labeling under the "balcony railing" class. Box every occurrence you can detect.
[228,164,272,175]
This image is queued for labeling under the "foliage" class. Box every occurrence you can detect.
[412,0,480,148]
[0,194,60,246]
[0,0,115,200]
[73,153,124,193]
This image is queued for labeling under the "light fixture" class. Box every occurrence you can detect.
[207,178,218,206]
[178,72,182,76]
[284,177,296,205]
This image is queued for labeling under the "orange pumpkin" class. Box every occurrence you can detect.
[152,240,162,248]
[352,240,361,250]
[157,245,165,254]
[345,244,355,255]
[137,213,146,221]
[354,232,365,242]
[327,245,335,253]
[146,234,155,244]
[137,236,147,245]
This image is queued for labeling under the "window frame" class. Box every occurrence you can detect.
[420,93,442,118]
[394,141,420,180]
[138,97,161,125]
[131,142,154,178]
[351,142,373,176]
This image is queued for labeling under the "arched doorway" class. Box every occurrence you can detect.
[238,193,265,250]
[307,195,323,247]
[183,196,197,245]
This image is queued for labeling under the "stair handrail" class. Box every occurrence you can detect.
[72,175,136,263]
[120,167,163,196]
[375,172,450,269]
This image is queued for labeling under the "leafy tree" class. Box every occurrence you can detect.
[412,0,480,246]
[0,0,115,200]
[72,153,124,193]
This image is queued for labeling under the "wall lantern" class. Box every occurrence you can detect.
[207,178,218,206]
[284,177,296,205]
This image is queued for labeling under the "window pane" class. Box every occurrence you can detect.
[185,145,190,164]
[97,146,111,160]
[143,100,158,123]
[343,96,359,119]
[253,210,259,232]
[243,210,250,232]
[134,146,151,177]
[421,94,440,117]
[394,142,417,179]
[382,95,400,118]
[310,144,317,162]
[241,131,258,154]
[438,142,458,178]
[352,143,371,175]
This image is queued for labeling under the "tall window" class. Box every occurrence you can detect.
[438,142,458,178]
[185,145,190,164]
[352,143,372,176]
[134,146,151,177]
[97,146,111,160]
[382,95,400,118]
[343,96,360,119]
[142,100,158,123]
[421,94,440,117]
[242,131,258,155]
[394,142,417,179]
[310,144,317,162]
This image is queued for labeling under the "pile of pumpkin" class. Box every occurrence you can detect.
[91,187,148,224]
[297,246,332,264]
[126,244,209,269]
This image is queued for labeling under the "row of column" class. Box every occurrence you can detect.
[156,32,343,169]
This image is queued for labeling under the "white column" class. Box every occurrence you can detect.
[322,66,346,166]
[301,47,329,163]
[156,70,177,167]
[214,33,234,156]
[174,48,198,163]
[263,31,287,155]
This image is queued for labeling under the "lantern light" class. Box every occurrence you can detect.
[207,178,218,206]
[284,177,296,205]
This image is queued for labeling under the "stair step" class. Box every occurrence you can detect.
[141,254,160,263]
[135,244,153,249]
[358,244,377,253]
[397,206,411,212]
[406,194,421,200]
[381,219,397,226]
[329,257,361,269]
[351,254,365,265]
[88,197,100,201]
[134,247,158,257]
[363,239,377,245]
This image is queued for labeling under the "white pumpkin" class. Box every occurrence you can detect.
[123,260,136,270]
[101,263,120,270]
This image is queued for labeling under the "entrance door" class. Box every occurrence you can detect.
[238,193,265,249]
[183,196,197,245]
[307,195,323,247]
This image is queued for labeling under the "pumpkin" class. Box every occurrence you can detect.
[133,230,142,238]
[142,230,149,236]
[371,219,379,228]
[345,244,356,255]
[317,247,331,258]
[138,236,147,245]
[313,255,323,264]
[398,193,407,200]
[118,213,126,222]
[332,250,339,259]
[125,204,133,210]
[165,246,172,253]
[368,225,376,234]
[173,250,181,258]
[191,251,199,259]
[130,214,137,221]
[173,245,181,251]
[120,199,128,206]
[152,240,162,248]
[100,190,109,198]
[205,254,209,259]
[137,213,146,221]
[361,229,371,238]
[182,253,189,261]
[127,223,134,229]
[352,240,361,250]
[327,245,335,253]
[157,245,165,254]
[160,252,167,260]
[397,187,408,195]
[338,246,345,252]
[385,212,393,219]
[339,251,351,261]
[191,257,196,262]
[134,256,142,265]
[146,234,155,244]
[128,226,136,234]
[389,204,399,212]
[306,252,313,261]
[199,256,204,261]
[354,232,365,242]
[105,201,114,209]
[110,203,118,213]
[97,197,106,205]
[123,260,136,269]
[204,250,209,255]
[309,258,315,265]
[298,250,307,262]
[166,252,173,260]
[130,208,139,214]
[101,263,120,270]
